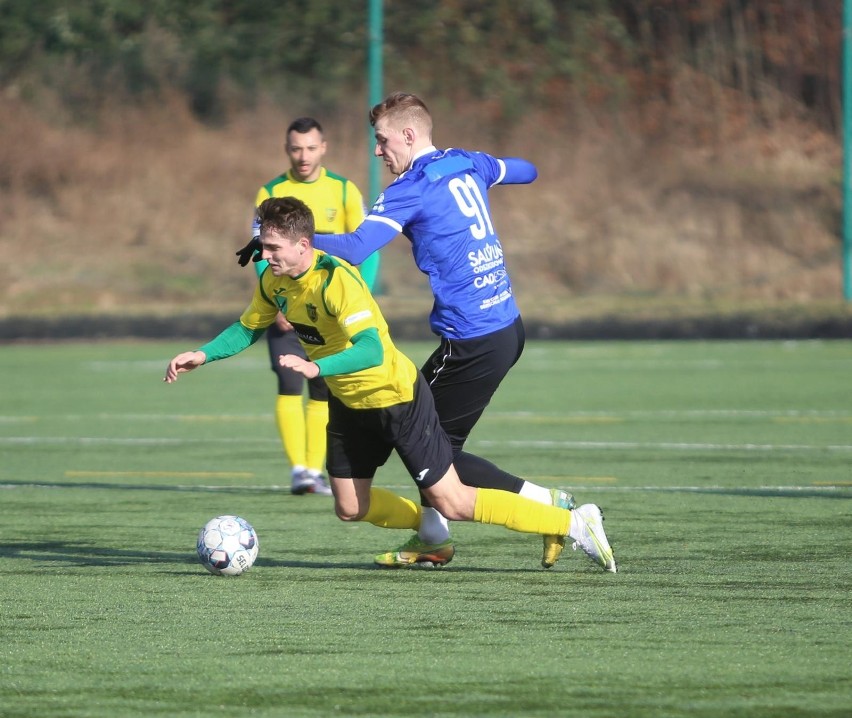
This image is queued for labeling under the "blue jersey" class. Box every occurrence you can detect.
[313,147,537,339]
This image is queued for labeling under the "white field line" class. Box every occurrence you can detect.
[484,409,852,420]
[0,413,269,422]
[475,439,852,452]
[518,355,852,369]
[84,358,268,371]
[575,485,852,492]
[65,470,255,479]
[1,409,850,423]
[0,436,273,445]
[1,436,851,452]
[1,482,846,494]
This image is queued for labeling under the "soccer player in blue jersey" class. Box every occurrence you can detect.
[269,92,577,569]
[178,197,615,573]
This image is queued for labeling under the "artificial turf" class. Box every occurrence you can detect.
[1,339,850,717]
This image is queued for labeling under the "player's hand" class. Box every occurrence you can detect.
[279,354,320,379]
[236,237,262,267]
[164,351,206,383]
[275,313,294,332]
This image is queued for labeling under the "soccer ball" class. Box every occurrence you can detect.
[197,515,259,576]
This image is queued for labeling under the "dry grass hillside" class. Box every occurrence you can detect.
[0,82,848,335]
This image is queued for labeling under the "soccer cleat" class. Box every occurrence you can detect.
[291,469,317,495]
[542,535,565,569]
[569,504,617,573]
[374,534,455,569]
[541,488,576,569]
[309,473,333,496]
[291,469,333,496]
[551,488,576,510]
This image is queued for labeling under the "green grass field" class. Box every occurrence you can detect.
[1,339,850,718]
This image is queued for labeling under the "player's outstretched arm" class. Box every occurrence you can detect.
[313,221,398,266]
[164,351,207,383]
[498,157,537,185]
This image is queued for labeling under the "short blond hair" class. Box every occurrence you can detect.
[370,92,433,136]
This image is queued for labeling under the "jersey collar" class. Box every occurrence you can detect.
[286,167,326,184]
[411,146,438,166]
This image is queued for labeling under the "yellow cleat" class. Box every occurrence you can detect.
[542,488,575,569]
[542,535,566,569]
[374,534,455,568]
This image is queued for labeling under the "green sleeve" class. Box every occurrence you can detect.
[198,322,266,363]
[314,327,383,376]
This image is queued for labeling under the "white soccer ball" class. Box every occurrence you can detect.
[197,515,259,576]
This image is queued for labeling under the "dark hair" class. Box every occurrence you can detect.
[256,196,315,242]
[287,117,323,135]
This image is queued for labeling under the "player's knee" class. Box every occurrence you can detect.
[334,501,367,522]
[431,501,466,521]
[424,490,472,522]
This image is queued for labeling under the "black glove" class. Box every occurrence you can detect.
[235,237,262,267]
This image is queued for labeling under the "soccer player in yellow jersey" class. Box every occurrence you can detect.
[250,117,379,496]
[165,197,616,573]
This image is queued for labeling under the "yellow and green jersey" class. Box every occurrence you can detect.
[255,168,364,234]
[239,250,417,409]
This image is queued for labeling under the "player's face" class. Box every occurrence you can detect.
[260,229,311,277]
[286,128,326,182]
[373,119,412,176]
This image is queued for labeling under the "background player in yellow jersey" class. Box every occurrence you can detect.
[165,197,616,573]
[250,117,380,495]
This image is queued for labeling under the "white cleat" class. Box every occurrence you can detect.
[291,469,317,495]
[569,504,617,573]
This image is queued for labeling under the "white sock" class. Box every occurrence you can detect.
[519,481,552,505]
[418,506,451,544]
[567,508,584,541]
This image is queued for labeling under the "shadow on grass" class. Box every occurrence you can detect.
[0,540,197,566]
[0,540,546,573]
[0,540,376,571]
[0,540,367,570]
[252,557,544,573]
[663,486,852,500]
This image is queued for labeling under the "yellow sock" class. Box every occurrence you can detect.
[275,395,306,468]
[304,398,328,473]
[473,488,570,536]
[362,487,422,529]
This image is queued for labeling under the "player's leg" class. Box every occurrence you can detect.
[330,478,421,529]
[268,325,313,494]
[425,317,563,498]
[426,474,615,573]
[325,395,423,534]
[389,374,615,572]
[417,317,575,564]
[304,375,330,492]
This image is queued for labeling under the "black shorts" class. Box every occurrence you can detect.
[421,315,525,452]
[266,324,328,400]
[325,373,453,489]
